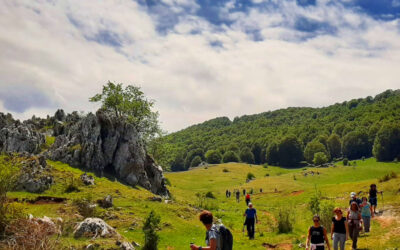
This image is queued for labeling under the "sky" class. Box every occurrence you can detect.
[1,0,400,132]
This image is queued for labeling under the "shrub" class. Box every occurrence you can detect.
[72,194,97,218]
[205,150,222,164]
[265,173,270,177]
[343,158,349,166]
[190,156,202,168]
[222,168,229,173]
[313,152,328,166]
[247,172,255,180]
[64,176,80,193]
[262,163,268,168]
[379,171,398,183]
[222,151,240,163]
[142,210,161,250]
[205,191,216,199]
[308,188,322,215]
[276,209,294,233]
[319,201,335,231]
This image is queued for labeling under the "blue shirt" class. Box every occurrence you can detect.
[245,208,257,219]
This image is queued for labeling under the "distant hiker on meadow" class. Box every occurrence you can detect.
[331,208,349,250]
[190,210,233,250]
[243,203,257,240]
[245,193,251,206]
[349,192,362,206]
[347,202,362,250]
[360,197,373,233]
[306,215,330,250]
[369,184,382,214]
[243,189,246,196]
[236,190,240,203]
[225,190,229,198]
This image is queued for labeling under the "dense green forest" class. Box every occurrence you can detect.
[149,89,400,171]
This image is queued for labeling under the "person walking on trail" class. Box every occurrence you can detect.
[235,190,240,203]
[347,202,362,250]
[331,208,348,250]
[243,189,246,196]
[245,193,251,206]
[190,210,220,250]
[243,203,257,239]
[349,192,362,206]
[306,215,331,250]
[225,190,229,198]
[369,184,382,214]
[360,197,373,233]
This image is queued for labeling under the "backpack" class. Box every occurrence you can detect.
[217,224,233,250]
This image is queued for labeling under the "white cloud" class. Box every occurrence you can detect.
[1,0,400,132]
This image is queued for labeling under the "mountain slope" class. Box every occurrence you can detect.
[151,89,400,170]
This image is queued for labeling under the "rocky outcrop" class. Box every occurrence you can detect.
[80,173,95,185]
[0,122,45,154]
[16,155,54,193]
[48,110,169,196]
[74,218,117,238]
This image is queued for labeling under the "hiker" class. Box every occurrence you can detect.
[245,193,251,206]
[306,215,330,250]
[349,192,362,206]
[235,190,240,203]
[331,208,349,250]
[228,190,231,198]
[243,203,257,239]
[260,188,263,193]
[225,190,229,198]
[190,210,233,250]
[360,197,373,233]
[369,184,382,214]
[347,202,362,250]
[243,189,246,196]
[250,188,253,194]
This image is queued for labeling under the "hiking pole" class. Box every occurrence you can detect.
[381,192,384,212]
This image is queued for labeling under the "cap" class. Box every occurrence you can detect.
[350,192,356,198]
[248,202,253,207]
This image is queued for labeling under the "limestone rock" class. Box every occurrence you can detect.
[120,241,135,250]
[16,155,53,193]
[80,173,95,185]
[97,195,113,208]
[74,218,117,238]
[48,110,169,196]
[0,122,45,154]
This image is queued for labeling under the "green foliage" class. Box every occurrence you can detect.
[222,151,240,163]
[276,209,294,234]
[308,188,322,215]
[327,133,342,159]
[304,140,330,163]
[239,147,255,164]
[90,81,160,141]
[373,123,400,161]
[195,193,219,210]
[190,156,202,168]
[205,191,216,199]
[247,172,255,180]
[143,210,161,250]
[205,150,222,164]
[185,148,204,169]
[64,176,80,193]
[343,158,349,166]
[319,201,335,231]
[153,90,400,170]
[72,194,97,218]
[278,135,303,167]
[379,171,397,183]
[342,130,372,160]
[222,168,229,173]
[313,152,329,166]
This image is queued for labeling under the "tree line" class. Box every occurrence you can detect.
[149,89,400,171]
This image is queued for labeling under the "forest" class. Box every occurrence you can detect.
[149,89,400,171]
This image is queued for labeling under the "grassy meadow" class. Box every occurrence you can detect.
[6,158,400,249]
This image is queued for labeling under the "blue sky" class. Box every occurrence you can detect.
[1,0,400,132]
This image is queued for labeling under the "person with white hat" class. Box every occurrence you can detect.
[243,202,258,239]
[349,192,362,206]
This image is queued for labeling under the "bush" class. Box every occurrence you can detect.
[319,201,335,231]
[205,191,216,199]
[190,156,202,168]
[276,209,294,233]
[265,173,270,177]
[205,150,222,164]
[247,172,255,180]
[222,168,229,173]
[313,152,328,166]
[72,194,97,218]
[379,171,398,183]
[222,151,240,163]
[64,176,80,193]
[143,210,161,250]
[343,158,349,166]
[308,188,322,215]
[262,163,268,168]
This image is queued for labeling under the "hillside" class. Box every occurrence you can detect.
[150,89,400,171]
[4,156,400,249]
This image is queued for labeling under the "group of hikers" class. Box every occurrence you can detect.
[227,188,262,204]
[306,184,382,250]
[190,184,382,250]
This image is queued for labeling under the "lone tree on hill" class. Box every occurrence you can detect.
[142,210,161,250]
[90,81,160,141]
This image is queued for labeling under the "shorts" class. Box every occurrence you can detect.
[369,197,377,206]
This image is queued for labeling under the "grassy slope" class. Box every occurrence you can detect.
[7,158,400,249]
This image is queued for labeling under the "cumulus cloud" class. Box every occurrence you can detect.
[0,0,400,132]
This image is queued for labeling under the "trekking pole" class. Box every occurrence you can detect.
[381,192,384,212]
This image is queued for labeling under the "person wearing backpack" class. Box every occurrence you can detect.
[347,202,362,250]
[369,184,382,214]
[235,190,240,203]
[245,193,251,206]
[306,215,331,250]
[190,210,233,250]
[243,203,257,239]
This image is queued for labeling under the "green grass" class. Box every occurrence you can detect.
[5,158,400,249]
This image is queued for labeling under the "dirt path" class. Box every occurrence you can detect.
[262,242,292,249]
